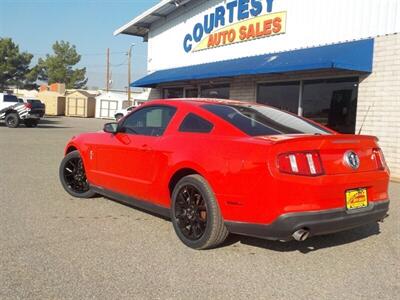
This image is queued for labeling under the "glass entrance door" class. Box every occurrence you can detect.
[302,78,359,134]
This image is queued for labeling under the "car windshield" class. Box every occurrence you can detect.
[4,95,18,102]
[202,103,331,136]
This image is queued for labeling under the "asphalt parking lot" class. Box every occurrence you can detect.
[0,116,399,299]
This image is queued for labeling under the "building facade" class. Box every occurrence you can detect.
[115,0,400,179]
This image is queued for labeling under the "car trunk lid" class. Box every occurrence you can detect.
[257,134,382,175]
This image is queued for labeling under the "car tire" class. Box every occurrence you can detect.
[5,113,20,128]
[24,120,33,127]
[115,114,123,121]
[171,174,229,249]
[24,119,38,127]
[59,150,96,198]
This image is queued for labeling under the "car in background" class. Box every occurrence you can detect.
[18,99,45,127]
[114,105,137,121]
[59,98,390,249]
[0,93,44,128]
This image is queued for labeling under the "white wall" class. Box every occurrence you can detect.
[357,34,400,180]
[148,0,400,72]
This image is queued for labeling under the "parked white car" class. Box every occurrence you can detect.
[114,105,137,121]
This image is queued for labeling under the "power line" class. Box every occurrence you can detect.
[111,58,129,67]
[30,51,128,56]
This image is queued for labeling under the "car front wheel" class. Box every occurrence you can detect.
[59,150,96,198]
[171,174,228,249]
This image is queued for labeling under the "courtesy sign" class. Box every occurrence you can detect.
[183,0,286,53]
[194,12,286,51]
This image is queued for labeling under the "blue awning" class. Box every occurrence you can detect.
[132,39,374,87]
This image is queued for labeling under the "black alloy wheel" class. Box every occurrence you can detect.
[171,175,228,249]
[59,150,96,198]
[175,184,208,241]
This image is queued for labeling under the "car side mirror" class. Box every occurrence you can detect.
[103,122,119,134]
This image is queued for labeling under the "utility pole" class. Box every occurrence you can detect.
[127,44,135,105]
[106,48,110,92]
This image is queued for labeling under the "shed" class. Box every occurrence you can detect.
[95,91,128,119]
[65,90,96,118]
[37,91,66,116]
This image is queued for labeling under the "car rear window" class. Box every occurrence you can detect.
[27,99,41,104]
[202,104,331,136]
[179,113,214,133]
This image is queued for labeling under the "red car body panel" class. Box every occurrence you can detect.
[64,99,390,238]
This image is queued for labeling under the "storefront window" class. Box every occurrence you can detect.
[302,78,358,134]
[185,88,198,98]
[200,84,230,99]
[257,81,300,114]
[163,88,184,99]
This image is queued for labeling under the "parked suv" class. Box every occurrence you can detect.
[19,98,45,126]
[0,93,44,128]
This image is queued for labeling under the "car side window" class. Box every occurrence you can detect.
[4,95,18,102]
[121,105,176,136]
[179,113,214,133]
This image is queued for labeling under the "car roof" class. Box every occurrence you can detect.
[146,98,251,107]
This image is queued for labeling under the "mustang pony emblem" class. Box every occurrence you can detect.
[344,151,360,169]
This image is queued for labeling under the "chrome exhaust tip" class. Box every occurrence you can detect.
[292,229,310,241]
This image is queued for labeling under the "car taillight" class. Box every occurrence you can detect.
[278,151,324,176]
[24,103,32,109]
[373,148,387,170]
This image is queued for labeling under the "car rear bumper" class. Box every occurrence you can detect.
[225,200,389,241]
[25,112,44,119]
[25,115,40,119]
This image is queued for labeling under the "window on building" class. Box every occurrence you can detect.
[185,88,198,98]
[121,105,176,136]
[302,77,359,134]
[163,88,184,99]
[179,113,214,133]
[200,84,230,99]
[257,81,300,114]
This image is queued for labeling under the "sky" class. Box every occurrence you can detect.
[0,0,160,90]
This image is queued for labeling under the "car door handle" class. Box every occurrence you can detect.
[140,144,152,151]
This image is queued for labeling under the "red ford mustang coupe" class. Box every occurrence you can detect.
[59,99,390,249]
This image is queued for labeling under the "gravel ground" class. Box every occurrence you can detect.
[0,116,399,299]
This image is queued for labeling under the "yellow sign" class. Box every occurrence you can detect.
[194,11,287,52]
